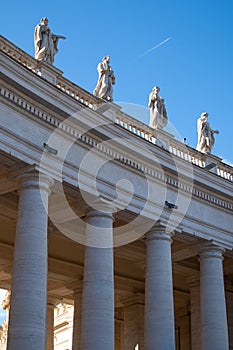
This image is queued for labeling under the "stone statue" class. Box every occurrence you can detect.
[34,18,66,64]
[148,86,168,130]
[93,56,115,101]
[196,112,219,154]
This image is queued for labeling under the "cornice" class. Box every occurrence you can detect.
[1,86,232,214]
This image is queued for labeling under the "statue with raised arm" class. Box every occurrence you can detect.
[93,56,115,101]
[196,112,219,154]
[34,17,66,64]
[148,86,168,130]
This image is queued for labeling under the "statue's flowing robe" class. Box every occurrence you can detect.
[94,61,115,101]
[34,24,57,63]
[148,93,168,130]
[196,118,215,153]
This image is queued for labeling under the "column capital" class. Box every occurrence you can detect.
[146,221,174,243]
[85,196,117,220]
[18,172,54,193]
[191,239,227,257]
[198,242,225,261]
[9,165,54,193]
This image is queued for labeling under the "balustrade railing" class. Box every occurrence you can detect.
[0,35,38,73]
[1,35,232,182]
[0,35,101,110]
[115,111,233,182]
[115,113,156,144]
[217,164,233,181]
[169,140,205,168]
[56,78,101,110]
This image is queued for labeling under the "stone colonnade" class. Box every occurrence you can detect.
[7,171,53,350]
[6,169,230,350]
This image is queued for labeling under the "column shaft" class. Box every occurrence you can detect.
[7,172,53,350]
[80,208,114,350]
[199,246,229,350]
[226,289,233,350]
[145,228,175,349]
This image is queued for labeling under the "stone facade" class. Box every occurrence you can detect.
[0,298,74,350]
[0,35,233,350]
[54,304,73,350]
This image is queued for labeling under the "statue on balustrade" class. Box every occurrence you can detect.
[148,86,168,130]
[93,56,115,101]
[196,112,219,154]
[34,18,66,64]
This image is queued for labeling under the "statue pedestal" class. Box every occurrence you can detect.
[203,153,222,174]
[36,61,63,85]
[154,129,175,151]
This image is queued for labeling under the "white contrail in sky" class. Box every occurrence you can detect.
[139,37,171,58]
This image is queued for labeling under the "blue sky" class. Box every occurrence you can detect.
[1,0,233,163]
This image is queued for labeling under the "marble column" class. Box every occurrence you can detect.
[7,171,53,350]
[225,281,233,350]
[199,244,229,350]
[80,200,115,350]
[144,224,175,350]
[72,282,83,350]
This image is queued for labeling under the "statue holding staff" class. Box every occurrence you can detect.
[93,56,115,101]
[196,112,219,154]
[34,17,66,64]
[148,86,168,130]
